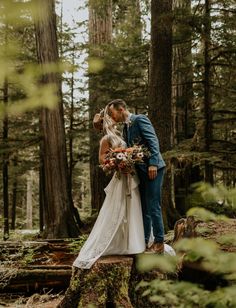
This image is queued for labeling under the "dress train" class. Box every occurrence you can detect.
[73,173,145,269]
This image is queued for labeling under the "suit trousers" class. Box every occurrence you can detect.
[137,167,165,244]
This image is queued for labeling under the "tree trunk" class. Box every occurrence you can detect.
[0,267,71,293]
[149,0,172,151]
[89,0,113,212]
[26,171,33,229]
[39,144,45,233]
[34,0,79,238]
[162,164,181,230]
[68,46,75,194]
[149,0,178,229]
[203,0,214,184]
[58,256,133,308]
[2,77,9,241]
[57,254,174,308]
[172,0,194,144]
[11,156,18,230]
[204,0,212,152]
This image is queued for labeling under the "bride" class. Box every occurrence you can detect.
[73,106,145,269]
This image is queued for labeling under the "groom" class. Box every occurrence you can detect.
[107,99,166,253]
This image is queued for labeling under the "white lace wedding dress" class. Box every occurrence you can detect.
[73,172,145,269]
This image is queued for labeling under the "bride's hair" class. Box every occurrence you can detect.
[103,105,124,148]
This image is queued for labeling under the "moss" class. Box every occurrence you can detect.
[61,256,175,308]
[68,257,133,307]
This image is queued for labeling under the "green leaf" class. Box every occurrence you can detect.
[187,207,228,222]
[137,253,178,272]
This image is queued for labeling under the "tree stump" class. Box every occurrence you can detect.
[57,255,134,308]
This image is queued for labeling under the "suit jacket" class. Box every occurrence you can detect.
[124,114,166,173]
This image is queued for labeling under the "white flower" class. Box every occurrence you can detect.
[136,152,144,159]
[116,153,125,160]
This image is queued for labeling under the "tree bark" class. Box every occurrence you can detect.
[58,256,133,308]
[26,171,33,229]
[68,46,75,194]
[149,0,173,152]
[149,0,178,230]
[34,0,79,238]
[204,0,212,152]
[89,0,113,212]
[57,254,174,308]
[203,0,214,184]
[2,77,9,240]
[39,144,45,233]
[172,0,194,144]
[0,267,71,293]
[11,156,18,230]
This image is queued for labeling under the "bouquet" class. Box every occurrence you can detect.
[101,145,149,178]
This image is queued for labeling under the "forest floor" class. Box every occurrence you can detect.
[0,236,81,308]
[0,293,63,308]
[0,219,236,307]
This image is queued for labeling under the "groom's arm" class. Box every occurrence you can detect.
[136,114,160,167]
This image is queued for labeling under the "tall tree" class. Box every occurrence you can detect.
[149,0,180,228]
[11,156,18,230]
[88,0,112,211]
[2,18,9,240]
[2,77,9,240]
[111,0,148,110]
[203,0,214,184]
[172,0,197,216]
[172,0,194,144]
[26,170,33,229]
[149,0,173,150]
[34,0,79,238]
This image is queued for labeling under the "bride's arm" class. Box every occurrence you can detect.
[99,137,110,164]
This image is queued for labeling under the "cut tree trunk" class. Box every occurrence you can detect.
[57,255,175,308]
[57,256,133,308]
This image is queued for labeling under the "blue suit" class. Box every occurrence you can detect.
[124,114,166,244]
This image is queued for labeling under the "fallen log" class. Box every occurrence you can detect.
[0,266,72,293]
[0,240,78,266]
[173,217,236,250]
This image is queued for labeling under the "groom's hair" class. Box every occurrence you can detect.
[107,99,127,110]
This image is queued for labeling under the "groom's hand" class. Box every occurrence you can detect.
[148,166,157,180]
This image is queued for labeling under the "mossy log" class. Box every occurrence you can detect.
[173,217,236,250]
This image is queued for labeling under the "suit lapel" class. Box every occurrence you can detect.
[127,114,136,146]
[123,123,128,144]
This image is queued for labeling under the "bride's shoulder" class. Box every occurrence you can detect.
[100,135,125,149]
[100,135,111,146]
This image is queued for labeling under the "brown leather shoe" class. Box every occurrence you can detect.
[148,242,164,254]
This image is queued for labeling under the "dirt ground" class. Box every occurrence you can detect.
[0,294,64,308]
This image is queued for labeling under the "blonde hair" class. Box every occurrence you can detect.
[103,105,124,148]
